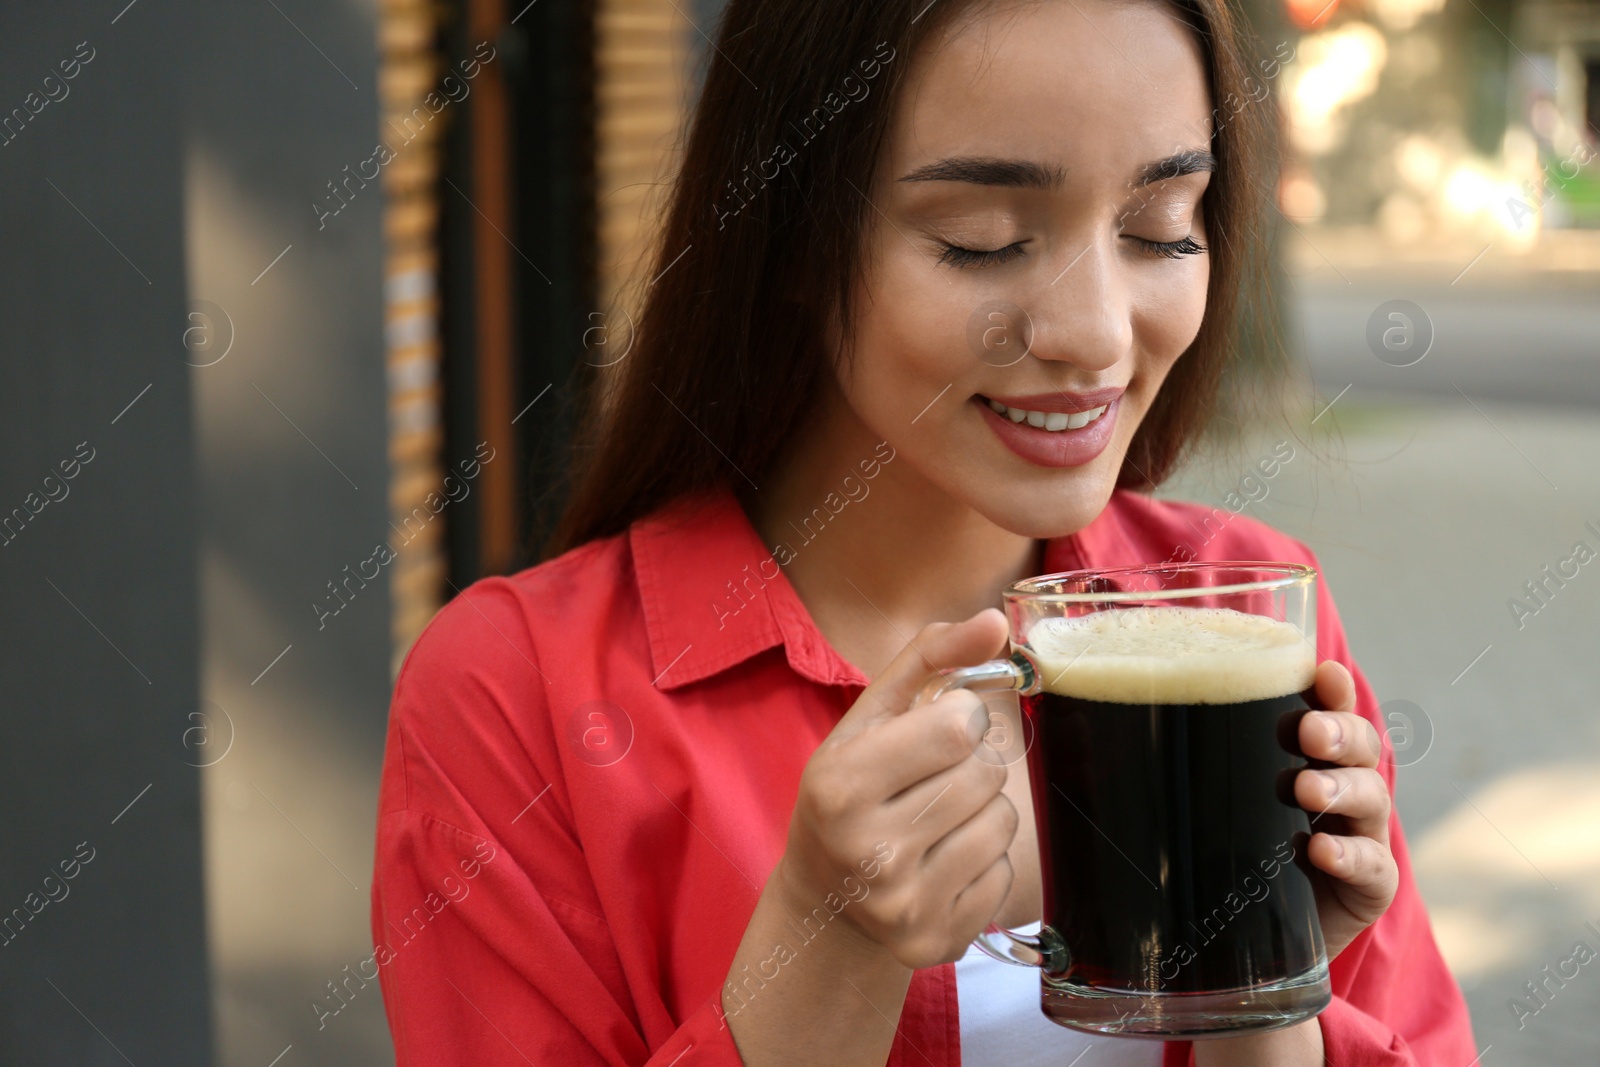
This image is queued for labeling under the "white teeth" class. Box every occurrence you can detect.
[985,398,1109,432]
[1067,408,1100,429]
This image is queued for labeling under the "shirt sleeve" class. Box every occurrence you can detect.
[1161,544,1478,1066]
[368,579,747,1067]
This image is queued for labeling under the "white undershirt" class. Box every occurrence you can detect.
[955,923,1164,1067]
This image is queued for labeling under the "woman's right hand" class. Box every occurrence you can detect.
[775,608,1019,970]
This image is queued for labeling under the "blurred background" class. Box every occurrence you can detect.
[0,0,1594,1063]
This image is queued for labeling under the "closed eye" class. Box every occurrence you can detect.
[936,241,1027,268]
[1128,235,1206,259]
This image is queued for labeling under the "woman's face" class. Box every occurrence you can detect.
[832,0,1214,538]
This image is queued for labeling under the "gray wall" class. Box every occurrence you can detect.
[1,2,392,1063]
[0,4,208,1063]
[182,1,394,1063]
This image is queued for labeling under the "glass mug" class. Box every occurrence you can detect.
[913,562,1330,1037]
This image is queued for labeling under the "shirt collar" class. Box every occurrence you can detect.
[629,488,858,691]
[629,485,1137,692]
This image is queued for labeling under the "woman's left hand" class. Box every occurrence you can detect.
[1295,659,1399,962]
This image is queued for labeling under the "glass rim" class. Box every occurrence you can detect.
[1002,560,1317,603]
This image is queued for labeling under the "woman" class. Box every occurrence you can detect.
[370,0,1477,1063]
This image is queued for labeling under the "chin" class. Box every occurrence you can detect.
[962,469,1119,542]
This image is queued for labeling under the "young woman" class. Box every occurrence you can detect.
[370,0,1477,1063]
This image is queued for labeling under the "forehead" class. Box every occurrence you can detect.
[887,0,1213,176]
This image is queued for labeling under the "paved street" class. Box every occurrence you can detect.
[1295,271,1600,409]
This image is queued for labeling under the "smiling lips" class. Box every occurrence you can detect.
[974,387,1125,468]
[985,396,1109,431]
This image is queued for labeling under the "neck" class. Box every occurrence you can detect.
[744,381,1043,679]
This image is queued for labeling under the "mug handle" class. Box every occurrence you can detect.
[911,652,1068,972]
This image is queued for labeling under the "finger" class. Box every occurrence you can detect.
[1295,767,1390,841]
[891,854,1013,970]
[920,791,1018,887]
[886,750,1008,847]
[1311,660,1357,714]
[862,688,996,797]
[946,855,1016,955]
[1307,832,1397,923]
[839,609,1009,736]
[1299,710,1382,769]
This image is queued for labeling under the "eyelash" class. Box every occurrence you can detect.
[934,235,1207,268]
[936,241,1026,268]
[1130,235,1207,259]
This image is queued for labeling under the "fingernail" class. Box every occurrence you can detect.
[1331,836,1345,861]
[1314,770,1337,798]
[1322,713,1343,748]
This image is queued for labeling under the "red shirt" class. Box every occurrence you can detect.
[370,483,1477,1065]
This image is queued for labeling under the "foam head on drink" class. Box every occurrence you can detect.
[1027,605,1315,705]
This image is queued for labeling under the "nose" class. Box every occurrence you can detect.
[1020,237,1131,374]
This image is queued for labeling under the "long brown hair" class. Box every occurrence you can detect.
[545,0,1277,559]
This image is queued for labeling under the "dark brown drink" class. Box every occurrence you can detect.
[1020,605,1329,1035]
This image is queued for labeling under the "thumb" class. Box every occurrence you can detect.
[843,607,1010,731]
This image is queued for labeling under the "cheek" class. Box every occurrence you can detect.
[1132,261,1209,379]
[837,240,969,411]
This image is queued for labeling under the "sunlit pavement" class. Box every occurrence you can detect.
[1288,229,1600,411]
[1165,395,1600,1064]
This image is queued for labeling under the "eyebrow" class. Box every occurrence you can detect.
[1136,149,1216,187]
[895,150,1215,190]
[897,156,1067,189]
